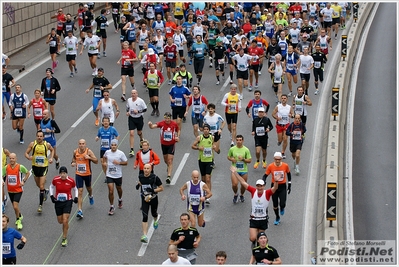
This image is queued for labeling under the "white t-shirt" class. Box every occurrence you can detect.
[299,55,314,74]
[126,97,147,118]
[232,54,252,71]
[64,36,79,55]
[103,149,127,178]
[162,256,192,265]
[84,35,101,54]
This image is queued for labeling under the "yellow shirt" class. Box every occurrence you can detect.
[331,5,342,18]
[174,3,184,16]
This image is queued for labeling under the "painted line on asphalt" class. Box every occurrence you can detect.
[170,153,190,185]
[137,214,162,256]
[220,76,231,92]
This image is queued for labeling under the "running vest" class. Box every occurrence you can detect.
[277,104,291,125]
[146,71,160,89]
[319,35,329,50]
[153,20,165,33]
[294,94,307,116]
[286,53,298,71]
[173,33,185,50]
[138,30,148,46]
[177,71,189,87]
[187,180,205,212]
[251,190,269,218]
[154,35,165,53]
[273,62,284,84]
[100,99,115,122]
[126,22,136,41]
[174,2,184,15]
[278,38,288,56]
[225,93,239,114]
[264,20,274,35]
[198,134,213,162]
[193,24,204,37]
[74,148,92,176]
[5,164,23,193]
[251,99,265,119]
[309,4,317,17]
[191,95,205,117]
[32,140,48,167]
[289,122,304,141]
[12,93,27,118]
[49,34,57,48]
[40,119,56,143]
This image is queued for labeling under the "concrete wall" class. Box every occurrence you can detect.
[2,3,103,56]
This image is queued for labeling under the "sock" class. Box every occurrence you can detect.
[315,82,318,89]
[155,101,159,110]
[216,75,219,81]
[151,102,155,110]
[230,71,233,80]
[19,129,24,140]
[39,190,44,205]
[198,76,202,82]
[131,83,135,88]
[130,148,134,151]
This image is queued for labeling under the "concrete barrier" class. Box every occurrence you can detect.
[317,2,376,265]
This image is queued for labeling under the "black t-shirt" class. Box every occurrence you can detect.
[311,51,327,68]
[92,76,110,98]
[95,15,108,32]
[83,11,94,27]
[214,45,226,60]
[2,73,14,93]
[170,227,200,249]
[252,245,280,263]
[138,173,162,196]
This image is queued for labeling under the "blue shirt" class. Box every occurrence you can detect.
[182,21,195,35]
[169,85,191,107]
[2,227,22,258]
[97,126,119,151]
[191,42,208,59]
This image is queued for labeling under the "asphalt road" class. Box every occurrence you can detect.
[2,16,343,265]
[352,3,397,244]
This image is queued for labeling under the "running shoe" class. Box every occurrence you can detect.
[70,72,74,78]
[233,194,238,203]
[282,153,286,159]
[202,221,206,227]
[97,53,101,59]
[248,85,252,91]
[189,59,192,65]
[258,71,262,75]
[2,112,6,121]
[209,63,213,68]
[89,196,94,205]
[239,95,243,100]
[4,195,7,207]
[61,238,68,247]
[205,198,210,205]
[240,195,245,203]
[287,92,292,97]
[44,189,49,201]
[183,117,186,123]
[37,205,43,213]
[254,161,260,169]
[56,51,61,55]
[95,118,99,126]
[92,71,96,76]
[121,94,126,101]
[166,176,171,185]
[2,204,4,213]
[274,217,281,225]
[222,74,225,80]
[153,216,159,229]
[108,206,115,215]
[118,200,123,209]
[314,89,319,95]
[280,209,285,216]
[255,83,258,88]
[295,165,300,176]
[129,150,134,158]
[140,235,148,243]
[230,141,234,147]
[74,67,78,73]
[156,109,160,116]
[77,210,83,218]
[16,219,23,230]
[168,80,172,85]
[19,139,24,144]
[277,141,282,146]
[262,161,267,169]
[230,81,233,84]
[216,80,220,85]
[151,110,156,116]
[56,161,60,170]
[103,52,107,57]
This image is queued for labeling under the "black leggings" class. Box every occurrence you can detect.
[112,14,120,30]
[141,195,158,222]
[271,183,287,210]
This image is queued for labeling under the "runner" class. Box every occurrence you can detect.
[133,140,160,175]
[2,214,27,265]
[247,40,264,91]
[162,245,191,265]
[169,76,191,131]
[190,35,209,86]
[63,31,79,78]
[163,37,179,85]
[45,28,61,71]
[40,68,61,119]
[213,38,227,85]
[2,148,10,213]
[272,94,294,159]
[230,166,278,245]
[221,84,241,147]
[40,109,61,169]
[148,112,180,185]
[153,29,166,71]
[314,29,332,59]
[126,89,147,158]
[203,103,225,156]
[286,114,307,175]
[123,16,137,53]
[9,84,29,144]
[299,47,314,95]
[102,139,128,215]
[232,48,253,97]
[227,134,252,203]
[71,139,98,219]
[169,213,201,264]
[185,86,208,137]
[49,166,78,247]
[95,9,109,58]
[246,90,270,121]
[263,152,292,225]
[2,65,15,120]
[173,27,187,66]
[285,45,300,97]
[172,64,193,88]
[24,130,54,213]
[95,117,119,175]
[79,29,101,77]
[268,54,286,104]
[249,232,282,264]
[311,45,328,95]
[292,86,312,126]
[85,67,113,126]
[144,62,164,117]
[2,153,30,230]
[117,41,138,101]
[80,4,94,43]
[95,90,120,126]
[179,170,212,227]
[251,107,274,169]
[136,163,163,243]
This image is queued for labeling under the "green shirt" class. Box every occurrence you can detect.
[198,134,214,162]
[228,145,251,173]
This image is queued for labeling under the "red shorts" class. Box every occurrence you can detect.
[321,48,329,55]
[276,123,289,134]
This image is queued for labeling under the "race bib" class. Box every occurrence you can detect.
[203,147,212,157]
[229,105,236,112]
[148,77,157,85]
[3,243,11,254]
[77,164,87,173]
[101,138,110,148]
[236,161,244,170]
[163,131,172,141]
[57,193,67,201]
[273,170,285,182]
[14,108,23,117]
[35,156,45,166]
[175,98,182,106]
[314,61,321,68]
[189,194,200,205]
[167,52,174,59]
[292,130,302,140]
[108,166,117,174]
[89,45,96,51]
[218,58,225,64]
[94,88,102,98]
[7,175,17,185]
[50,40,56,47]
[256,127,265,136]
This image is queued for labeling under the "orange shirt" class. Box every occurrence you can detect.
[255,36,268,50]
[165,21,177,38]
[265,162,290,184]
[134,149,161,171]
[74,148,92,176]
[5,164,25,193]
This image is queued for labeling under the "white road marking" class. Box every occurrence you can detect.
[137,214,162,256]
[220,77,231,91]
[170,153,190,185]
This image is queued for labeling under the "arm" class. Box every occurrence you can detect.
[87,149,98,164]
[112,99,120,118]
[305,95,312,106]
[47,143,54,164]
[151,152,161,166]
[24,142,33,161]
[148,121,159,129]
[230,165,249,190]
[202,183,212,200]
[51,120,61,134]
[179,182,187,201]
[191,135,201,150]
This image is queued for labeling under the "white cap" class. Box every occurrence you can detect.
[274,152,282,158]
[148,48,154,55]
[256,179,265,185]
[258,107,265,112]
[111,139,118,145]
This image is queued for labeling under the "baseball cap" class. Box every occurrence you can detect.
[45,68,53,74]
[164,112,172,118]
[111,139,118,145]
[148,48,154,55]
[256,179,265,185]
[59,166,68,174]
[84,4,88,8]
[98,67,104,72]
[258,107,265,112]
[274,152,282,159]
[216,37,222,43]
[197,17,202,20]
[267,13,272,16]
[257,232,267,239]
